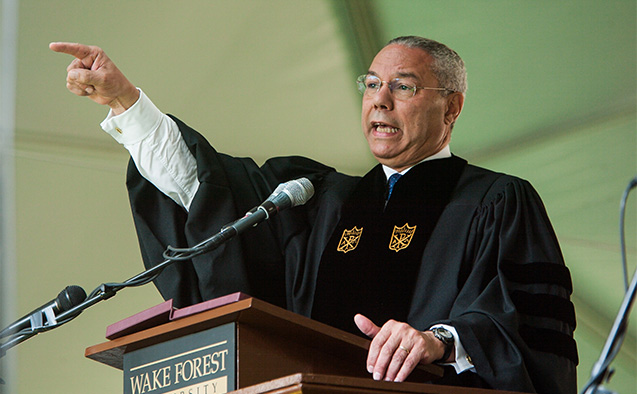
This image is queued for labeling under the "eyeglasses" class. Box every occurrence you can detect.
[356,74,451,100]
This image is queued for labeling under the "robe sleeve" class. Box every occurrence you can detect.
[436,176,577,394]
[126,115,334,309]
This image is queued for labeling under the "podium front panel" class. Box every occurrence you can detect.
[123,323,236,394]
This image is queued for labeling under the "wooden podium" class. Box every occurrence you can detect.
[85,295,518,394]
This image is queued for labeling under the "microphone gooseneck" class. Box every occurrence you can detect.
[0,178,313,358]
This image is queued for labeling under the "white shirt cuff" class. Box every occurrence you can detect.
[100,88,164,145]
[431,324,475,374]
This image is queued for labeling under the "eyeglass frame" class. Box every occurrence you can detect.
[356,74,453,99]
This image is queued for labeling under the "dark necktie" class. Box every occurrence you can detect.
[386,173,402,201]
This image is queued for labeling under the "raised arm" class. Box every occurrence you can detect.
[49,42,139,115]
[50,42,199,210]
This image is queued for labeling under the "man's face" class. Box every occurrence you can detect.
[361,44,462,171]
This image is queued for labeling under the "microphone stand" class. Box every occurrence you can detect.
[0,223,237,359]
[0,176,312,391]
[581,177,637,394]
[580,263,636,394]
[1,177,310,373]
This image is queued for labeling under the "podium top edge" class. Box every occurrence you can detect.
[85,296,441,379]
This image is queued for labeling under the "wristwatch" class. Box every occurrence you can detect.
[429,326,454,363]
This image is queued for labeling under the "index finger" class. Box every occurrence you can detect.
[49,42,93,59]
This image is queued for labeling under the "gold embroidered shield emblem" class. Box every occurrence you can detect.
[389,223,417,252]
[337,226,363,253]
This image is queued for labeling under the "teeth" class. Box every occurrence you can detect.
[375,125,399,133]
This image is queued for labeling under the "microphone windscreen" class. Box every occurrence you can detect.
[56,285,87,311]
[286,178,314,207]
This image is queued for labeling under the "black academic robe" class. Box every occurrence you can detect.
[126,115,578,394]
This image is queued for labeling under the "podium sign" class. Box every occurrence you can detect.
[123,323,235,394]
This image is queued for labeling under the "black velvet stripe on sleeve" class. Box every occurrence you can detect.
[519,325,579,365]
[501,261,573,294]
[511,290,576,329]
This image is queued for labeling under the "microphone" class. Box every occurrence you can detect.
[227,177,315,234]
[167,177,315,257]
[0,285,87,339]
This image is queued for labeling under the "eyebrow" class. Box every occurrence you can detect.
[366,70,420,81]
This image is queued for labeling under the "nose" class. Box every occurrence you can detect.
[372,82,394,110]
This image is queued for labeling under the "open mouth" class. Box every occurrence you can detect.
[372,122,400,134]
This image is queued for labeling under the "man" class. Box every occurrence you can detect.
[50,36,577,393]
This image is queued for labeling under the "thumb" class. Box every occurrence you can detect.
[354,314,381,339]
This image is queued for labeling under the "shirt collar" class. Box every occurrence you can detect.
[382,145,452,180]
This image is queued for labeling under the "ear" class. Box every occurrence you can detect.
[444,92,465,126]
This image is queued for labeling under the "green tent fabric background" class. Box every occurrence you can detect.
[1,1,635,392]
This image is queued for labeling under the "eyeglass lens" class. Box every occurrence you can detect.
[357,75,417,99]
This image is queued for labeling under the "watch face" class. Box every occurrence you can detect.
[434,327,453,343]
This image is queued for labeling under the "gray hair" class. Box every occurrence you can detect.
[387,36,467,95]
